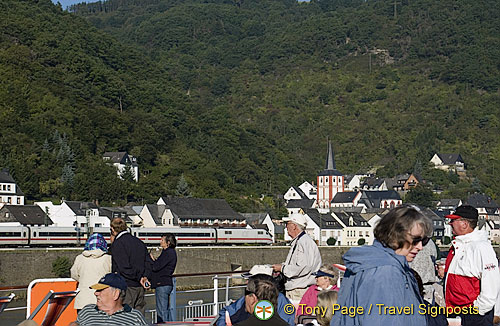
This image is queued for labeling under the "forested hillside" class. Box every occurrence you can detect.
[1,0,499,213]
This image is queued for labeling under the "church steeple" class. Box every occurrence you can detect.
[325,137,336,170]
[317,137,343,210]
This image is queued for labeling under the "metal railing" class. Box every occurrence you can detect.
[0,271,247,324]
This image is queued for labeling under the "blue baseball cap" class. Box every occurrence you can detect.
[90,273,127,291]
[312,270,336,278]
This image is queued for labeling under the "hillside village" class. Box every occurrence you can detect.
[0,144,499,246]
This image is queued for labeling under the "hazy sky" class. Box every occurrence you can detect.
[51,0,89,10]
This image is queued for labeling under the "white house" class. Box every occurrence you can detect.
[298,181,317,200]
[430,153,465,172]
[286,199,315,216]
[103,152,139,182]
[0,169,25,208]
[284,186,308,201]
[344,174,370,191]
[242,213,275,242]
[466,193,500,221]
[331,191,362,208]
[332,211,373,246]
[140,204,178,228]
[157,197,246,227]
[36,201,109,228]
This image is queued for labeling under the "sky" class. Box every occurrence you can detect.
[51,0,90,10]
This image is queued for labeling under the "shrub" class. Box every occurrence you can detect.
[52,256,71,278]
[326,237,337,246]
[357,238,366,245]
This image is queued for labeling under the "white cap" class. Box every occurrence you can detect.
[282,214,307,228]
[241,265,273,278]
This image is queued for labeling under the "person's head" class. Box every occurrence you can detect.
[84,233,108,253]
[244,274,279,314]
[314,264,338,289]
[445,205,478,236]
[90,273,127,314]
[374,205,432,262]
[282,214,307,239]
[160,233,177,249]
[316,290,338,326]
[110,218,127,236]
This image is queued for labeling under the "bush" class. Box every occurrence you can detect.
[52,256,71,278]
[442,236,451,245]
[327,237,337,246]
[357,238,366,245]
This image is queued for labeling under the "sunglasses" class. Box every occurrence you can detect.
[410,236,430,246]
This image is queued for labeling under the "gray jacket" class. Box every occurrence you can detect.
[282,231,322,290]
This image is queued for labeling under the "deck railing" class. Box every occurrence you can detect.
[0,271,248,324]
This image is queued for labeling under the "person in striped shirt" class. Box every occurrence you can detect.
[73,272,148,326]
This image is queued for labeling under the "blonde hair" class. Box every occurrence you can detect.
[318,264,338,286]
[316,290,338,326]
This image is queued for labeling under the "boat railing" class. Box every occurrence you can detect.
[0,271,248,324]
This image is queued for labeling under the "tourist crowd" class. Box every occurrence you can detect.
[16,205,500,326]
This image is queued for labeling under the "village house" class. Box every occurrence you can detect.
[241,213,275,242]
[140,203,179,228]
[157,197,246,227]
[331,210,373,246]
[465,193,499,221]
[0,205,52,226]
[103,151,139,182]
[35,201,109,228]
[430,153,465,173]
[0,169,25,208]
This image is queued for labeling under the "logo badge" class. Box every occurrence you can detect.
[254,300,274,320]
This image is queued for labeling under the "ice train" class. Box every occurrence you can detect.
[0,225,273,246]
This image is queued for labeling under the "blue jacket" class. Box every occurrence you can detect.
[331,240,427,326]
[217,292,295,326]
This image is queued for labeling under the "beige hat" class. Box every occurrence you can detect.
[241,265,273,278]
[282,214,307,228]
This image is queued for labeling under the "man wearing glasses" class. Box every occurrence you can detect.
[444,205,500,326]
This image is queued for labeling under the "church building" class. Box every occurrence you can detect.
[317,139,344,209]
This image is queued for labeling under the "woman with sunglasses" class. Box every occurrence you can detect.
[331,205,432,326]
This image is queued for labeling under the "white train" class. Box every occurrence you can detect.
[0,225,273,246]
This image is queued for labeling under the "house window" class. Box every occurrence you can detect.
[7,197,11,203]
[95,223,101,227]
[7,185,11,191]
[2,185,5,190]
[5,212,9,218]
[17,198,21,204]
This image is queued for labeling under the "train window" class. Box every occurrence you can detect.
[224,231,232,234]
[0,232,21,236]
[39,232,78,237]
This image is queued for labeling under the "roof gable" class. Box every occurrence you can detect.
[162,197,245,221]
[0,205,52,225]
[437,153,464,165]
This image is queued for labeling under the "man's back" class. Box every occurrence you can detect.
[111,232,148,287]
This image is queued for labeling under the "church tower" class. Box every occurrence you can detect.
[317,138,344,209]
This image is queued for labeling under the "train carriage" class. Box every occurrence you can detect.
[0,225,29,246]
[216,228,272,245]
[132,227,217,245]
[0,225,273,246]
